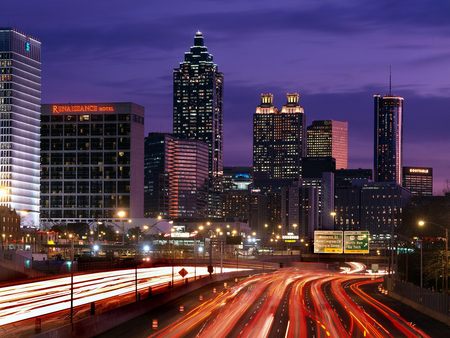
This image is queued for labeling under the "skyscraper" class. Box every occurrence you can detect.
[253,93,306,190]
[40,102,144,223]
[374,94,404,184]
[0,28,41,227]
[173,31,224,218]
[402,166,433,197]
[307,120,348,169]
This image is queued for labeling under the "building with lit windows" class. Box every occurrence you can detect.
[0,28,41,227]
[40,102,144,224]
[253,93,306,190]
[374,94,403,184]
[222,167,252,221]
[144,132,209,220]
[173,31,223,218]
[307,120,348,169]
[402,166,433,197]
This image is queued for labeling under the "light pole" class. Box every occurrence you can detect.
[418,220,448,295]
[117,210,127,246]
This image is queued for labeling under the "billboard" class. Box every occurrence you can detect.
[344,231,369,254]
[314,231,343,254]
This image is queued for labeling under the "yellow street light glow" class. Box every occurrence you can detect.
[157,215,163,220]
[117,210,126,218]
[278,225,282,229]
[206,222,211,226]
[252,232,256,236]
[216,227,221,233]
[143,225,149,230]
[264,224,268,228]
[292,224,298,228]
[418,220,425,227]
[330,211,337,217]
[198,225,204,231]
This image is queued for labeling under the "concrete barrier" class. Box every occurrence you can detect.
[35,269,265,338]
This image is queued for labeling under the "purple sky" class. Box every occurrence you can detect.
[3,0,449,194]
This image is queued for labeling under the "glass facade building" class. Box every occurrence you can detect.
[0,28,41,227]
[144,133,209,220]
[402,166,433,197]
[307,120,348,169]
[173,31,223,218]
[40,103,144,224]
[374,95,403,185]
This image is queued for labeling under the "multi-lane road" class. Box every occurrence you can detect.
[0,266,248,328]
[148,263,432,338]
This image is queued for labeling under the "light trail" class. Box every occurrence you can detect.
[0,266,249,327]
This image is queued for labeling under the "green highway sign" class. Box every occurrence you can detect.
[344,231,370,254]
[314,231,343,254]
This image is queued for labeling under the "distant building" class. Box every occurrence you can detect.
[301,157,336,229]
[144,133,171,218]
[374,94,404,185]
[144,133,209,220]
[307,120,348,169]
[335,169,372,188]
[334,181,411,238]
[0,28,41,227]
[402,166,433,197]
[40,102,145,224]
[253,93,306,191]
[173,31,224,218]
[222,167,252,222]
[281,182,318,239]
[0,207,21,247]
[166,138,209,220]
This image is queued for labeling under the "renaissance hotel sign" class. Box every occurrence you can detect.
[51,104,116,114]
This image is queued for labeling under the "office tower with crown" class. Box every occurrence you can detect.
[173,32,224,218]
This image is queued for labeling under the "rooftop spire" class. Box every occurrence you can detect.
[194,31,204,46]
[389,65,392,96]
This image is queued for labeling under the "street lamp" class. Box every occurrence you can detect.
[117,210,127,245]
[418,220,448,296]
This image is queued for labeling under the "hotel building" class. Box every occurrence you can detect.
[40,102,144,224]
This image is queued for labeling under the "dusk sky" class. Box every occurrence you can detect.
[3,0,449,194]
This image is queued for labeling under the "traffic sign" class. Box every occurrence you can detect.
[314,231,343,254]
[344,231,369,254]
[178,268,188,278]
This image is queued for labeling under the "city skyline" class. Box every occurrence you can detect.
[1,1,449,194]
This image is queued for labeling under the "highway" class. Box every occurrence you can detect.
[147,263,433,338]
[0,266,249,328]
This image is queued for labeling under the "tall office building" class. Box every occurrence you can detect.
[40,103,144,224]
[307,120,348,169]
[253,93,306,190]
[173,31,224,218]
[402,166,433,197]
[144,133,209,220]
[374,94,403,184]
[222,167,252,222]
[0,28,41,227]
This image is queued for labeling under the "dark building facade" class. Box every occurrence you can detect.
[334,181,411,239]
[307,120,348,169]
[173,31,223,218]
[40,103,144,223]
[0,28,41,227]
[144,133,171,218]
[143,133,209,220]
[0,207,21,247]
[374,94,404,185]
[335,168,372,188]
[402,166,433,197]
[281,182,318,239]
[253,93,306,190]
